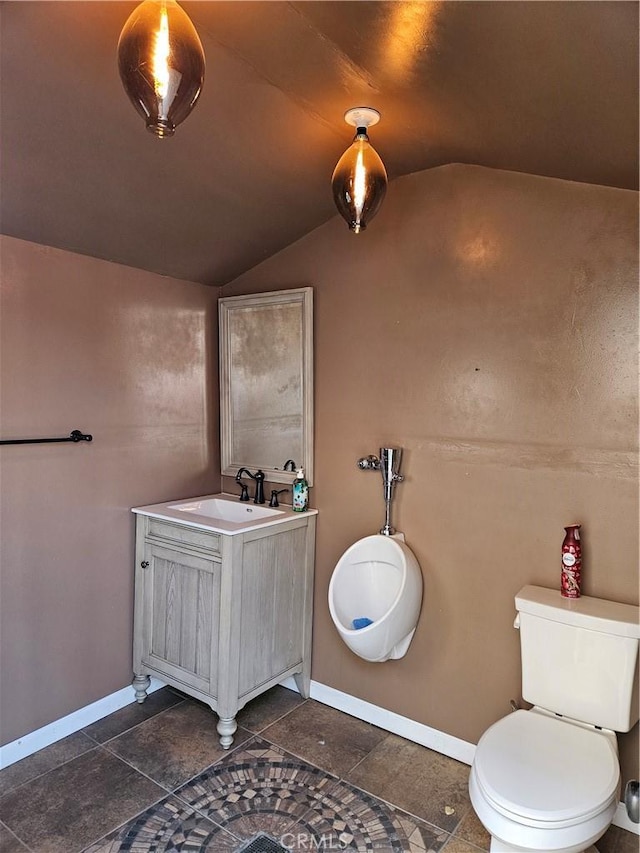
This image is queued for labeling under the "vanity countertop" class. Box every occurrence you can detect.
[132,492,317,536]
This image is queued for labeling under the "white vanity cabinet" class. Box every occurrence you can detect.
[131,501,316,748]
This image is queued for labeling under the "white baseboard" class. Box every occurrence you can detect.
[0,678,164,770]
[280,677,639,836]
[279,676,476,764]
[2,675,637,837]
[613,801,639,834]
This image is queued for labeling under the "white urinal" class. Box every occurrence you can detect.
[328,534,423,662]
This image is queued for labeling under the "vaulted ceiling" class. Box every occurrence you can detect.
[1,1,638,286]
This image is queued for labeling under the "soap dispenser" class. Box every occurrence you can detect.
[292,468,309,512]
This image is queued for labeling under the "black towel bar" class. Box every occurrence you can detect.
[0,429,93,446]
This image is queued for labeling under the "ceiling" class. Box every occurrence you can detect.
[1,1,638,286]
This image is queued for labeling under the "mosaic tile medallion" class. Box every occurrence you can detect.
[82,796,238,853]
[175,739,335,846]
[86,738,448,853]
[177,738,448,852]
[291,776,449,852]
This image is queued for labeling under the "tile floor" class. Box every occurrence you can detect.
[0,687,637,853]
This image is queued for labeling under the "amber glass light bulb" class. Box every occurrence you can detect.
[118,0,205,138]
[331,129,388,233]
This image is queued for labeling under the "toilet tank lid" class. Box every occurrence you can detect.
[515,586,639,639]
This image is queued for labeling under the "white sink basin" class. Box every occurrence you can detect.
[132,493,315,535]
[167,497,284,523]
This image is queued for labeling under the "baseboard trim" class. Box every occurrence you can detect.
[280,677,639,836]
[2,676,637,837]
[613,801,639,834]
[279,676,476,765]
[0,678,164,770]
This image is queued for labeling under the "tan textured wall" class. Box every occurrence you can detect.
[222,165,639,783]
[0,237,220,745]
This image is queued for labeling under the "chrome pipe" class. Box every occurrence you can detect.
[379,447,403,535]
[357,447,405,535]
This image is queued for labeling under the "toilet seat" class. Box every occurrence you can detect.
[473,710,620,829]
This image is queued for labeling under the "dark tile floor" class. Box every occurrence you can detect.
[0,687,636,853]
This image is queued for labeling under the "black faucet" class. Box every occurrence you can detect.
[235,468,266,504]
[269,488,289,508]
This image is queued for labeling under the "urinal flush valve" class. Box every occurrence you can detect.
[357,447,405,536]
[358,449,404,488]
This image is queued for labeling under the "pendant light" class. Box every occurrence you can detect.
[118,0,205,138]
[331,108,388,233]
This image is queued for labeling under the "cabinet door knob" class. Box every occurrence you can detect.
[140,560,149,568]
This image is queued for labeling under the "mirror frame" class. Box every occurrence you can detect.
[219,287,314,486]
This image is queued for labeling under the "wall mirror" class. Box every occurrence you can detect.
[219,287,313,485]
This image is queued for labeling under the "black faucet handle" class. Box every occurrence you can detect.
[238,483,250,502]
[269,488,289,508]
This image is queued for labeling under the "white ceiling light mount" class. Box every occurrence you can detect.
[331,106,388,234]
[343,107,381,130]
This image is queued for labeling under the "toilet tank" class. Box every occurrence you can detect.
[515,585,640,732]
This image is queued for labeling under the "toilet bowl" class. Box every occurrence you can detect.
[468,586,639,853]
[328,534,422,662]
[470,709,619,852]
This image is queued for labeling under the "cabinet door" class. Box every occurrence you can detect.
[140,542,220,695]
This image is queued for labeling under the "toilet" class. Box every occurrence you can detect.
[328,534,422,662]
[469,585,640,853]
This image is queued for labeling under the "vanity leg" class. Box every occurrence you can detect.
[217,716,237,749]
[293,670,310,699]
[132,673,150,703]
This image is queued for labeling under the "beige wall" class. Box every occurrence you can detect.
[222,165,639,783]
[0,236,220,746]
[2,164,638,787]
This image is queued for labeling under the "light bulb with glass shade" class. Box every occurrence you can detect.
[117,0,205,138]
[331,107,388,233]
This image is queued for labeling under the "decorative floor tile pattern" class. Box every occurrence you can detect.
[83,737,448,853]
[291,776,448,852]
[1,689,637,853]
[176,740,338,827]
[81,795,238,853]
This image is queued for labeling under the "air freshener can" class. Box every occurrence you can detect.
[561,524,582,599]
